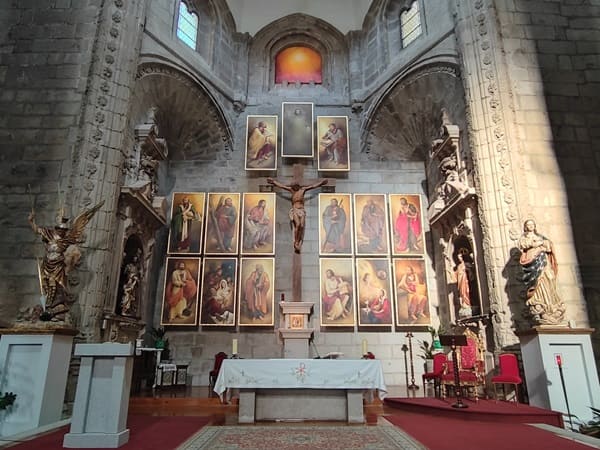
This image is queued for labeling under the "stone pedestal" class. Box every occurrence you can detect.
[0,327,77,437]
[279,302,314,358]
[518,327,600,422]
[63,343,134,448]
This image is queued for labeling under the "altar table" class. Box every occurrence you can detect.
[214,359,387,423]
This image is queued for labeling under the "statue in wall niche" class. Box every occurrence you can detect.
[25,200,105,323]
[120,248,142,317]
[453,249,474,318]
[518,219,566,326]
[439,156,468,198]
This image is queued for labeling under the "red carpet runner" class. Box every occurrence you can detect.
[386,413,592,450]
[9,415,211,450]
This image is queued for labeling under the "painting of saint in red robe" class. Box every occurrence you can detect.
[238,258,274,326]
[356,258,393,327]
[389,194,424,256]
[161,257,200,326]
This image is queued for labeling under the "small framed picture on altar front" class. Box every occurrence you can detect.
[319,258,356,327]
[353,193,390,256]
[317,116,350,172]
[204,193,241,255]
[392,258,431,327]
[281,102,314,158]
[356,258,394,327]
[160,257,201,327]
[167,192,206,255]
[241,192,276,255]
[199,257,238,327]
[245,115,278,171]
[290,314,304,329]
[238,257,275,327]
[389,194,425,256]
[318,193,353,256]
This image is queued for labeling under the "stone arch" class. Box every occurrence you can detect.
[132,63,232,160]
[362,63,466,162]
[248,13,349,98]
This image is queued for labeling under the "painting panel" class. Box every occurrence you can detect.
[204,193,241,255]
[356,258,393,327]
[317,116,350,171]
[392,258,431,326]
[199,257,238,327]
[281,102,314,158]
[160,257,201,327]
[241,193,276,255]
[319,258,356,327]
[353,194,390,256]
[238,257,275,326]
[167,192,205,254]
[245,115,278,171]
[318,193,353,256]
[389,194,425,256]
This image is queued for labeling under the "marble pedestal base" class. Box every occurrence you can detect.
[63,343,134,448]
[0,328,76,437]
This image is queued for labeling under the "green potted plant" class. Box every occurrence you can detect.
[418,340,435,372]
[150,327,168,350]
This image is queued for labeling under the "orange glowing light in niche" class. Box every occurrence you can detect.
[275,46,322,84]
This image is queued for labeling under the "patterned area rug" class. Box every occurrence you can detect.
[177,425,426,449]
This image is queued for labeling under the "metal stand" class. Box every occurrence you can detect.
[401,344,409,396]
[406,332,419,391]
[440,334,468,409]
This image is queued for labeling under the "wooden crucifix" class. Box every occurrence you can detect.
[267,164,328,302]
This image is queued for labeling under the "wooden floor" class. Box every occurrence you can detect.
[129,386,398,425]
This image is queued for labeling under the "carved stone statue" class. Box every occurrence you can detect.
[26,200,105,322]
[454,250,473,318]
[267,177,328,253]
[120,249,142,317]
[518,219,566,326]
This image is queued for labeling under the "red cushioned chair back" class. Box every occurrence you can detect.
[498,353,519,377]
[432,353,447,375]
[211,351,228,375]
[460,337,477,369]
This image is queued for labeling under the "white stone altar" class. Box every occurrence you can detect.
[0,328,76,438]
[63,342,134,448]
[214,358,386,423]
[518,327,600,422]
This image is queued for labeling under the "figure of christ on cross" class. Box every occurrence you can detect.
[267,167,328,254]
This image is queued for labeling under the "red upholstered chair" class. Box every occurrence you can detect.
[491,353,522,402]
[422,353,447,397]
[208,352,228,396]
[441,329,486,400]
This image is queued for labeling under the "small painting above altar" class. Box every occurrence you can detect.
[317,116,350,172]
[318,193,353,256]
[281,102,314,158]
[199,257,237,327]
[353,194,390,256]
[160,257,201,326]
[392,258,431,326]
[241,193,276,255]
[319,258,356,327]
[389,194,425,256]
[245,115,278,171]
[204,193,241,255]
[356,258,393,327]
[238,257,275,327]
[168,192,205,254]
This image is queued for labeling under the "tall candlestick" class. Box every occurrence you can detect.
[232,338,238,355]
[362,339,368,355]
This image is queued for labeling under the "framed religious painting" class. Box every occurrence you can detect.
[319,258,356,327]
[389,194,425,256]
[353,193,390,256]
[356,258,394,327]
[281,102,314,158]
[167,192,206,254]
[245,115,278,171]
[241,192,276,255]
[160,257,201,327]
[237,257,275,326]
[199,257,238,327]
[317,116,350,172]
[392,258,431,327]
[203,193,241,255]
[318,193,353,256]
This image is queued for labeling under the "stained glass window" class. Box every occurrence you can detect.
[177,1,198,50]
[401,1,422,48]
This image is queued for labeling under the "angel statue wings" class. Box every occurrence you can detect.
[27,200,105,321]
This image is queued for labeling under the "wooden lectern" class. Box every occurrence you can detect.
[439,334,468,409]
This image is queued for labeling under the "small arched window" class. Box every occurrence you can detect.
[275,46,322,84]
[177,1,199,50]
[401,1,422,48]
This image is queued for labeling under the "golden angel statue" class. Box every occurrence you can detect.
[27,200,105,321]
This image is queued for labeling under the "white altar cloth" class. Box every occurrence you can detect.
[213,359,387,399]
